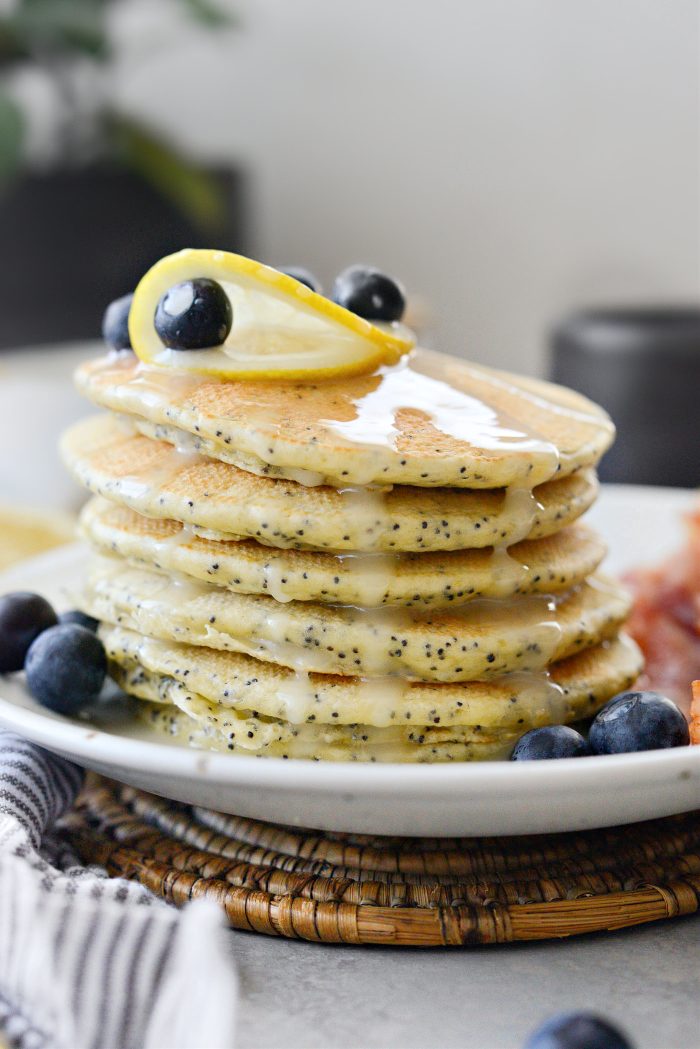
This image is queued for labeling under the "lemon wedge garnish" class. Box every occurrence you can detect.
[128,249,415,380]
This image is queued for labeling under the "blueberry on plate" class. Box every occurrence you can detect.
[332,265,406,322]
[280,266,322,293]
[58,609,99,632]
[0,591,57,673]
[524,1011,633,1049]
[510,725,590,761]
[589,690,689,754]
[25,624,106,715]
[102,292,134,351]
[155,278,233,350]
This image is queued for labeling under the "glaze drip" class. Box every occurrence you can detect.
[324,353,561,487]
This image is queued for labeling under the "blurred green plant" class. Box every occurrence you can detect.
[0,0,236,231]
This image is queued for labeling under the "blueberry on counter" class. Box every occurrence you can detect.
[510,725,590,760]
[155,278,233,350]
[102,293,134,351]
[589,690,690,754]
[0,591,57,673]
[25,624,106,715]
[524,1011,634,1049]
[280,266,322,293]
[58,609,99,632]
[332,266,406,322]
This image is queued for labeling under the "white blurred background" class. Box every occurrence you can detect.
[111,0,700,374]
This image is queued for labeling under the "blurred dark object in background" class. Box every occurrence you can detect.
[0,164,246,348]
[0,0,246,348]
[551,308,700,488]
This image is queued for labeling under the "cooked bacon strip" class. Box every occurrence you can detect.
[691,681,700,745]
[624,504,700,717]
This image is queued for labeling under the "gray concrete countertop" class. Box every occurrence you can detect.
[230,916,700,1049]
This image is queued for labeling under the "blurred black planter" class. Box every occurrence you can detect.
[550,308,700,488]
[0,165,248,349]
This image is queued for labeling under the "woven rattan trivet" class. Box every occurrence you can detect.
[62,774,700,947]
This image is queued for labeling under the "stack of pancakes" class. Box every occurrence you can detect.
[62,347,643,761]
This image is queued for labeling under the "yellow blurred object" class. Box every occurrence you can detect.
[129,248,415,380]
[0,505,76,571]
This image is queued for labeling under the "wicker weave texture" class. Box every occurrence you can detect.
[63,775,700,947]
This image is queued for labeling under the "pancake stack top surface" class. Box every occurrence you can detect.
[63,250,643,762]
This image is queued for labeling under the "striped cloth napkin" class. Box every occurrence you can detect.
[0,731,238,1049]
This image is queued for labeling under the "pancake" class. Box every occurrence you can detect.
[80,497,607,608]
[75,348,614,489]
[85,558,631,682]
[62,415,599,554]
[102,625,643,729]
[133,697,517,762]
[102,625,642,759]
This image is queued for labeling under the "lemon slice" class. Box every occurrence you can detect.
[128,248,415,380]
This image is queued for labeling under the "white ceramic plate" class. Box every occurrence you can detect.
[0,485,697,837]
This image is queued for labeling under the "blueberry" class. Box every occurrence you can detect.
[332,265,406,322]
[589,690,689,754]
[524,1011,633,1049]
[510,725,590,761]
[58,609,99,632]
[102,293,134,351]
[280,266,322,293]
[0,591,57,673]
[25,624,106,715]
[155,278,232,350]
